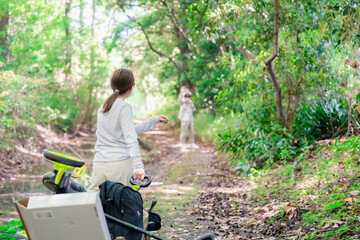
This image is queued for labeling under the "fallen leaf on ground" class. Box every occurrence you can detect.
[321,223,331,229]
[255,209,265,214]
[353,206,360,212]
[275,224,286,230]
[350,190,359,196]
[246,218,257,224]
[332,220,343,225]
[286,205,298,220]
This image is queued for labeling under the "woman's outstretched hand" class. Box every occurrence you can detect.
[158,115,169,124]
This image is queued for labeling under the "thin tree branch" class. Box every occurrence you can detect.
[329,108,335,138]
[333,115,349,138]
[229,45,236,69]
[237,46,254,61]
[266,62,285,122]
[0,6,10,60]
[226,26,254,61]
[347,97,352,136]
[159,0,198,54]
[333,127,348,139]
[117,1,186,73]
[264,0,279,65]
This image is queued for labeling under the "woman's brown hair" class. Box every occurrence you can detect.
[102,68,135,113]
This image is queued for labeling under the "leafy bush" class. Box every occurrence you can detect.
[0,69,82,148]
[0,70,45,146]
[36,85,80,131]
[0,219,23,240]
[152,96,180,127]
[329,135,360,155]
[193,110,237,143]
[294,93,358,140]
[216,102,301,175]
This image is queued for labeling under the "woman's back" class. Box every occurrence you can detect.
[94,98,137,162]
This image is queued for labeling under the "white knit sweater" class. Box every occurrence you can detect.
[94,98,159,172]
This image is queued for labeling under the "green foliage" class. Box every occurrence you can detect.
[154,96,180,124]
[302,211,321,225]
[2,0,360,172]
[295,92,360,141]
[0,219,23,240]
[216,102,299,175]
[0,69,84,148]
[193,110,237,143]
[0,70,45,146]
[5,0,67,76]
[0,0,112,146]
[37,87,80,131]
[329,136,360,155]
[104,0,360,174]
[187,0,360,170]
[294,94,350,140]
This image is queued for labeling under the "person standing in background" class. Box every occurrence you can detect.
[178,86,198,151]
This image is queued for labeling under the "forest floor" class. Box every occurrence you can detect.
[1,124,360,239]
[130,127,360,240]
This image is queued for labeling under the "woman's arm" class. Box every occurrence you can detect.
[135,116,160,135]
[119,104,144,179]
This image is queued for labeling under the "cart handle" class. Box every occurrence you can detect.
[130,175,151,191]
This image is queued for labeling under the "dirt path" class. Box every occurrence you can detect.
[138,127,300,240]
[138,127,233,240]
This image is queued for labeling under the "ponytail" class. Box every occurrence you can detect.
[101,68,134,113]
[102,89,120,113]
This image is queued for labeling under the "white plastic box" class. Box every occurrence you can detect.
[15,192,111,240]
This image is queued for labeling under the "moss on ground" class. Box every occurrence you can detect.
[143,156,204,238]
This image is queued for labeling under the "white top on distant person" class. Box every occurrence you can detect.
[178,86,198,151]
[87,68,168,191]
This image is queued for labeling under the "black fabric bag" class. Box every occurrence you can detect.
[99,180,144,240]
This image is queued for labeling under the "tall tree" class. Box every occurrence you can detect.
[264,0,285,125]
[0,3,9,62]
[85,0,97,124]
[64,0,72,81]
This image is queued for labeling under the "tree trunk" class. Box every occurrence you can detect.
[85,0,97,124]
[159,0,197,53]
[0,6,10,61]
[347,97,352,137]
[264,0,286,125]
[173,22,191,87]
[167,0,194,87]
[79,0,84,33]
[64,0,72,81]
